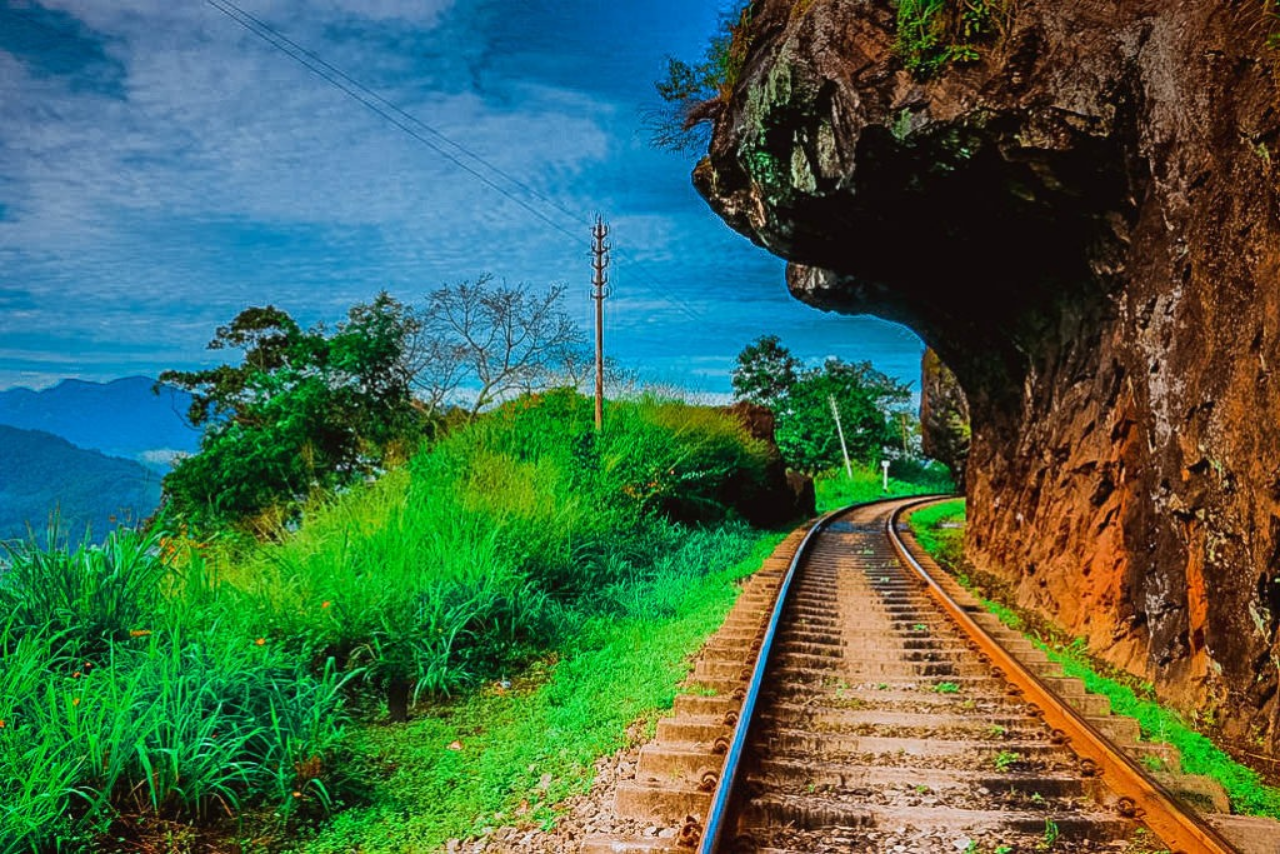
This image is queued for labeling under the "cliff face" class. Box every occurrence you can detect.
[694,0,1280,748]
[920,347,971,485]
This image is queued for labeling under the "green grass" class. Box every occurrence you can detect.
[905,498,964,564]
[907,501,1280,819]
[0,390,795,850]
[814,461,952,513]
[894,0,1006,77]
[289,532,783,853]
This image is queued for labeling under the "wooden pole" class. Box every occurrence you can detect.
[592,216,610,430]
[829,394,853,480]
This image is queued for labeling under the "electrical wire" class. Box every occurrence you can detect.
[205,0,712,323]
[205,0,591,251]
[205,0,591,232]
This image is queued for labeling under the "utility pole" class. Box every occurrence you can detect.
[592,216,610,430]
[829,394,853,480]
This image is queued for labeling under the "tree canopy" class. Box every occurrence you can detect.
[159,292,422,531]
[731,335,913,473]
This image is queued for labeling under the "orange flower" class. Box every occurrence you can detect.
[321,601,331,609]
[72,698,81,707]
[255,638,266,646]
[0,719,7,728]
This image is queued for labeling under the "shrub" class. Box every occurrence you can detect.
[0,526,170,655]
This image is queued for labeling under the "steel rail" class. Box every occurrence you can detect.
[697,496,947,853]
[886,497,1241,854]
[695,506,839,853]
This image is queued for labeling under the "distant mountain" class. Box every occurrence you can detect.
[0,376,199,471]
[0,425,162,544]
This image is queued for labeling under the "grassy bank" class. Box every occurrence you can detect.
[292,532,782,853]
[814,460,953,512]
[0,391,786,852]
[907,501,1280,819]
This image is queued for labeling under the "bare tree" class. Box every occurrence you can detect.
[405,333,468,418]
[548,345,638,395]
[415,275,585,417]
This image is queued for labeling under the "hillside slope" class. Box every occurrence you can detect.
[0,425,162,542]
[0,376,197,470]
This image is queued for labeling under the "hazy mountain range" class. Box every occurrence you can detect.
[0,377,198,543]
[0,376,199,470]
[0,425,163,543]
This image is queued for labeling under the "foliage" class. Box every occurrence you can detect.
[814,462,953,512]
[906,498,965,566]
[0,530,348,852]
[894,0,1008,78]
[731,335,913,473]
[907,502,1280,820]
[0,527,170,654]
[412,276,585,418]
[288,532,780,853]
[647,2,753,152]
[1,381,785,849]
[776,358,911,473]
[210,390,774,719]
[731,334,802,408]
[159,293,423,531]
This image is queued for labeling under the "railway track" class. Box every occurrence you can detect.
[584,497,1271,854]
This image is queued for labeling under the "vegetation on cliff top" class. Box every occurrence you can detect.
[894,0,1012,76]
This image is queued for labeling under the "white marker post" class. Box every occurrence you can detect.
[881,459,890,492]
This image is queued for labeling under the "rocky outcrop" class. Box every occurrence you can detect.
[693,0,1280,750]
[722,401,817,526]
[920,348,971,486]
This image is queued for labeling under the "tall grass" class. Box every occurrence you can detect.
[814,460,953,512]
[2,389,786,849]
[0,532,348,852]
[214,391,777,713]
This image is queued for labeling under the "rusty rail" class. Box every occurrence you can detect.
[886,497,1240,854]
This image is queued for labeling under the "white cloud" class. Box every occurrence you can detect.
[0,0,616,379]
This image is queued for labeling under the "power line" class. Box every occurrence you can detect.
[204,0,590,250]
[205,0,590,232]
[204,1,713,324]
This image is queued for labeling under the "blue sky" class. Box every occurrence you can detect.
[0,0,923,396]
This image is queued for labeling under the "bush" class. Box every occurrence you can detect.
[0,388,781,847]
[0,527,169,655]
[224,391,775,712]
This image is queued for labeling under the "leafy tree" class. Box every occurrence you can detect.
[731,337,913,473]
[731,334,802,407]
[776,359,912,474]
[413,276,585,418]
[159,292,422,530]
